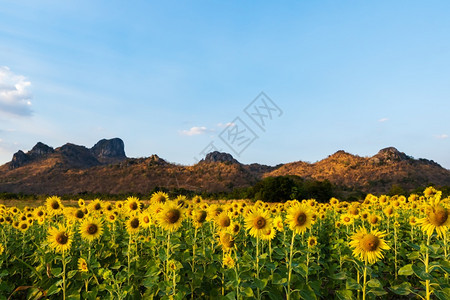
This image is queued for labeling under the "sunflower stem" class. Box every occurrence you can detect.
[425,234,431,300]
[166,232,171,281]
[362,260,367,300]
[394,223,398,280]
[287,231,296,300]
[256,236,260,299]
[62,250,66,300]
[127,234,132,285]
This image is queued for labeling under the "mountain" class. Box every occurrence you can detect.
[0,140,449,195]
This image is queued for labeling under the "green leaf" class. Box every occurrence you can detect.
[272,273,287,285]
[434,288,450,300]
[299,285,317,300]
[51,267,62,277]
[254,278,268,290]
[407,251,420,260]
[46,283,61,296]
[398,264,414,276]
[346,278,362,290]
[67,270,77,279]
[389,282,412,296]
[330,272,347,280]
[295,263,308,277]
[242,287,254,297]
[367,279,382,288]
[368,288,387,296]
[412,263,434,281]
[225,291,236,300]
[336,290,353,300]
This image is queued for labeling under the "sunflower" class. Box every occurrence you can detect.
[261,227,276,241]
[219,231,235,252]
[340,214,354,226]
[307,236,318,248]
[140,212,152,228]
[125,197,141,213]
[192,209,207,228]
[151,191,169,204]
[273,216,284,232]
[417,204,450,238]
[409,216,417,226]
[34,208,46,219]
[0,243,4,255]
[88,199,103,213]
[46,196,63,214]
[215,211,232,229]
[18,221,29,232]
[78,199,85,207]
[368,214,382,227]
[383,206,394,218]
[349,227,390,264]
[244,209,272,238]
[126,216,141,235]
[79,218,103,242]
[286,204,313,235]
[229,221,241,235]
[106,213,117,223]
[47,225,72,253]
[158,201,184,232]
[78,258,88,272]
[223,253,235,268]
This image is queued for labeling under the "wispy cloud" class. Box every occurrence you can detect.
[435,134,449,139]
[217,122,235,128]
[0,66,33,116]
[180,126,209,136]
[378,118,389,123]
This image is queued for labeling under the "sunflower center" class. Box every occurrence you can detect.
[195,211,207,223]
[143,216,150,223]
[220,233,234,248]
[56,232,69,245]
[254,216,267,229]
[360,234,380,251]
[219,217,231,227]
[76,210,84,219]
[430,208,448,226]
[129,202,138,210]
[167,209,181,224]
[37,211,44,216]
[94,204,101,210]
[51,202,60,210]
[87,224,98,235]
[296,212,307,226]
[130,218,140,228]
[344,217,350,222]
[21,223,28,229]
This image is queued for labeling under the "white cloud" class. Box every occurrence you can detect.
[217,122,235,128]
[435,134,449,139]
[378,118,389,122]
[180,126,208,136]
[0,66,33,116]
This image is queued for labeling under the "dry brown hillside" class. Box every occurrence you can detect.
[1,139,449,195]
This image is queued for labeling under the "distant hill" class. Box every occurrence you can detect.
[0,139,449,195]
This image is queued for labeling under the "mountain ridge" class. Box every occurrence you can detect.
[1,139,449,195]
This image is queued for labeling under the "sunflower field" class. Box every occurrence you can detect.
[0,188,449,299]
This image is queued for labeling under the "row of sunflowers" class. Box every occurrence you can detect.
[0,187,449,299]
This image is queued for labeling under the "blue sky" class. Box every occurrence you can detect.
[1,0,449,168]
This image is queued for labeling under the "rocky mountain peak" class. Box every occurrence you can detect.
[29,142,54,157]
[202,151,240,164]
[91,138,126,163]
[9,150,31,170]
[372,147,411,163]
